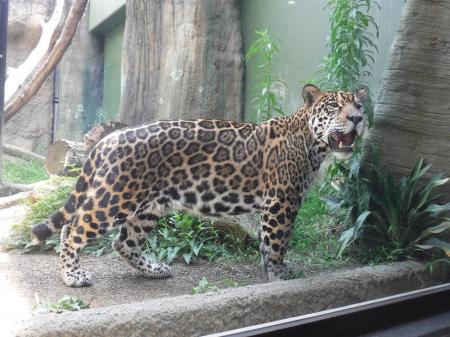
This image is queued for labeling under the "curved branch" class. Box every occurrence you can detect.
[4,0,64,103]
[4,0,88,123]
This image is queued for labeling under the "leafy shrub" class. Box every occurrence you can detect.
[318,0,379,211]
[319,0,379,92]
[192,277,219,294]
[144,212,253,264]
[245,29,286,121]
[323,157,450,263]
[34,295,90,314]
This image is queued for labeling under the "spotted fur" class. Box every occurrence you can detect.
[31,84,368,287]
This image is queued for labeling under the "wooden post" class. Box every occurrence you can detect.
[0,0,9,183]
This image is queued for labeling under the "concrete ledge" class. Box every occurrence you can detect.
[15,261,448,337]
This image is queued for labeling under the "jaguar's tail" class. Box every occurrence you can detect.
[31,207,69,243]
[31,177,86,243]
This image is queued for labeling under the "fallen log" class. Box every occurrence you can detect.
[45,139,85,176]
[46,122,128,176]
[3,144,45,163]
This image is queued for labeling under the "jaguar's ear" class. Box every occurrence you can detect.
[354,86,369,103]
[302,84,322,107]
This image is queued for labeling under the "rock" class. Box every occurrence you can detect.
[207,214,260,240]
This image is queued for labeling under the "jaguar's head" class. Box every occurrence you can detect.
[303,84,369,160]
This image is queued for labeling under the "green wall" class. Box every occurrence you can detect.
[102,22,124,121]
[241,0,404,122]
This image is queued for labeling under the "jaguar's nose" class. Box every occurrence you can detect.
[347,116,363,125]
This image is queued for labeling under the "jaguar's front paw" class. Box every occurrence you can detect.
[62,269,93,287]
[267,262,293,281]
[143,262,172,279]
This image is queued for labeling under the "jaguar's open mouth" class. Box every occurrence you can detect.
[328,130,357,153]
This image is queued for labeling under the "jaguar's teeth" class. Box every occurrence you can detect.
[339,141,343,148]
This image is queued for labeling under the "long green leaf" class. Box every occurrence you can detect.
[416,238,450,257]
[416,221,450,242]
[338,210,371,257]
[422,203,450,216]
[415,175,448,209]
[320,195,343,211]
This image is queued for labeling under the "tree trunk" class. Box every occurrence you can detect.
[45,139,85,176]
[120,0,244,125]
[370,0,450,197]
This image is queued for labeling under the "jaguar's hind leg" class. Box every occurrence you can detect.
[112,213,172,278]
[60,224,93,287]
[59,196,118,287]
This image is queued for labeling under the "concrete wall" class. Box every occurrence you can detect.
[5,0,55,154]
[241,0,404,122]
[15,262,449,337]
[56,9,104,142]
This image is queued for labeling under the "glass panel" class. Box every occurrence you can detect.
[0,1,448,336]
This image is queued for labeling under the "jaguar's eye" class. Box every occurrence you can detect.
[354,102,362,109]
[329,102,339,109]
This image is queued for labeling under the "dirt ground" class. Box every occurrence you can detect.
[0,201,271,334]
[0,251,268,309]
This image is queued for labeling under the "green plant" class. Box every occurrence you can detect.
[323,149,371,230]
[288,185,350,272]
[1,173,117,256]
[192,277,219,294]
[315,0,381,264]
[319,0,379,92]
[245,29,286,121]
[82,229,119,257]
[1,176,76,250]
[219,278,241,288]
[144,212,250,264]
[34,295,90,313]
[316,0,380,252]
[2,159,49,184]
[324,158,450,263]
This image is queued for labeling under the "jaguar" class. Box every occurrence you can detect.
[31,84,368,287]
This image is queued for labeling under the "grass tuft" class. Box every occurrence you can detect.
[288,185,353,273]
[2,160,49,184]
